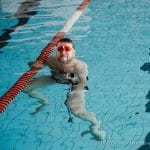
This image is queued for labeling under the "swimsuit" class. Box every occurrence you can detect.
[51,70,78,85]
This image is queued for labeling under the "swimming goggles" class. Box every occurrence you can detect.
[57,46,72,52]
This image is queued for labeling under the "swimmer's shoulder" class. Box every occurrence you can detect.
[74,58,88,70]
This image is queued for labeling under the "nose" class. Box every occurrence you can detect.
[61,49,66,54]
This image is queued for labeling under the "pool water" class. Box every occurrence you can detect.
[0,0,150,150]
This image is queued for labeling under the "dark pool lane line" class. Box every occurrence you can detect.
[138,49,150,149]
[138,132,150,150]
[0,0,42,51]
[140,62,150,112]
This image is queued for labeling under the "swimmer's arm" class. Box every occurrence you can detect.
[28,56,55,68]
[72,62,88,90]
[28,61,47,68]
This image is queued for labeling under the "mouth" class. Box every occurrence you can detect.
[58,56,68,62]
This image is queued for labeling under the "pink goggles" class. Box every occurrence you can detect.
[57,46,72,52]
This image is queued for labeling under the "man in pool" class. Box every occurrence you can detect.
[23,38,105,140]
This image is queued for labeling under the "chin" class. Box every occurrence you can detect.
[59,58,67,64]
[58,56,67,62]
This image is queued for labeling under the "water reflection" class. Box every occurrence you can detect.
[0,0,41,50]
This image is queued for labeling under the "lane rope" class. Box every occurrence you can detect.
[0,0,91,113]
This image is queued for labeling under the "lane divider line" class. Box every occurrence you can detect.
[0,0,91,113]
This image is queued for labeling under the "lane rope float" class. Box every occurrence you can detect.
[0,0,91,113]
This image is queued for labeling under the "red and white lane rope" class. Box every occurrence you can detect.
[0,0,91,113]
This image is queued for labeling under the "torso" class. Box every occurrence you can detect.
[46,56,76,73]
[46,56,78,83]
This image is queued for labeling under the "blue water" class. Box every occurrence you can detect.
[0,0,150,150]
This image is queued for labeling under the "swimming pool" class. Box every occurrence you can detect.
[0,0,150,149]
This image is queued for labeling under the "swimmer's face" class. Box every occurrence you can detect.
[56,42,75,63]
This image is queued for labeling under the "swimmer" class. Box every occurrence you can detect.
[23,38,105,140]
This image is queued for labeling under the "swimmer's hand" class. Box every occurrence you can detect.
[28,61,44,68]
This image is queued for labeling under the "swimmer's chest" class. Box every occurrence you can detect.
[47,58,75,74]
